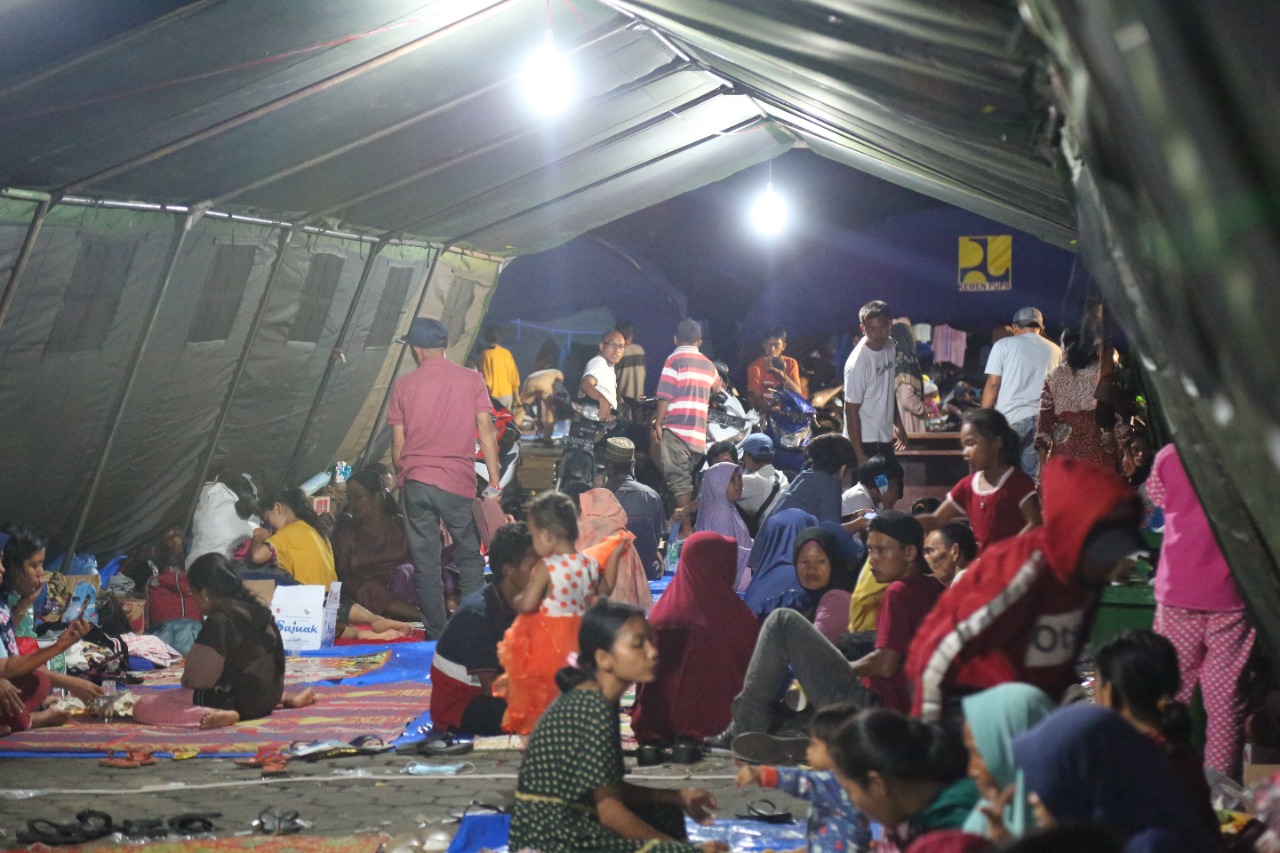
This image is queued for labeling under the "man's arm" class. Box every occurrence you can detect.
[652,399,669,439]
[579,375,612,421]
[845,401,866,464]
[391,424,406,479]
[981,375,1002,409]
[476,411,501,486]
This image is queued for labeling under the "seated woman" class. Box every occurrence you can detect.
[577,488,652,610]
[691,462,753,590]
[742,508,818,613]
[829,709,982,853]
[751,526,857,635]
[632,532,758,745]
[1,525,104,707]
[958,683,1056,842]
[1011,705,1220,853]
[510,599,724,853]
[922,522,978,587]
[0,530,93,734]
[133,553,316,729]
[248,489,337,586]
[331,470,420,622]
[1094,630,1218,837]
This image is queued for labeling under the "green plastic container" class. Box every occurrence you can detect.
[1090,583,1156,647]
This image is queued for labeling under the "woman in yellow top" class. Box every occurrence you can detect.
[249,489,337,586]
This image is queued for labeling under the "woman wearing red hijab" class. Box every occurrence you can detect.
[631,532,759,745]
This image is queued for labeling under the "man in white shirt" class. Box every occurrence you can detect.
[982,306,1063,479]
[843,300,907,465]
[579,329,626,421]
[737,433,789,529]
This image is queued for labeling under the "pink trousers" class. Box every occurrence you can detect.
[132,688,216,728]
[1154,603,1256,780]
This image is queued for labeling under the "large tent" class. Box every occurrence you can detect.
[1,1,1277,659]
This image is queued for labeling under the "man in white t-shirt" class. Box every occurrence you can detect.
[737,433,789,528]
[982,306,1063,479]
[843,300,907,465]
[579,329,626,420]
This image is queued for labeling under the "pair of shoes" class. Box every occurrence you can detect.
[100,748,157,769]
[121,812,221,838]
[16,810,114,845]
[731,732,809,765]
[636,745,665,767]
[252,809,307,835]
[735,799,795,823]
[671,736,701,764]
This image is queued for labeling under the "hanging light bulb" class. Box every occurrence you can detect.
[750,180,788,236]
[521,28,576,116]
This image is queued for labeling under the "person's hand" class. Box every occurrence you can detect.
[679,788,719,825]
[63,676,105,704]
[0,678,23,720]
[252,526,271,543]
[735,762,763,788]
[977,783,1017,842]
[697,842,729,853]
[893,425,908,452]
[598,401,612,422]
[54,618,92,651]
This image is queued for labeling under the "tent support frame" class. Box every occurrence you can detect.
[0,196,56,332]
[282,239,386,485]
[357,248,442,469]
[65,210,199,561]
[186,225,298,527]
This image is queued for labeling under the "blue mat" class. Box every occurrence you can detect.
[445,814,808,853]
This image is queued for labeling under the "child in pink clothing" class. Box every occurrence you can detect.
[1149,443,1255,780]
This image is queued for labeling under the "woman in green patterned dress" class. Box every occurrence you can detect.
[510,600,727,853]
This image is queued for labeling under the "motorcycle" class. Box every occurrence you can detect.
[707,361,758,447]
[759,387,817,477]
[476,397,521,496]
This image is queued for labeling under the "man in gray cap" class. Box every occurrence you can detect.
[736,433,788,530]
[600,437,666,580]
[981,307,1062,479]
[388,317,501,639]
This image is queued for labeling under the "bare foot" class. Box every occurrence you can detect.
[30,708,71,729]
[369,617,412,637]
[282,688,317,709]
[199,709,240,729]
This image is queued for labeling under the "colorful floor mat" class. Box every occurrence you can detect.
[0,680,430,757]
[443,814,807,853]
[137,651,391,687]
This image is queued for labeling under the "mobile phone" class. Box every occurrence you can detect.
[863,510,879,521]
[770,357,785,370]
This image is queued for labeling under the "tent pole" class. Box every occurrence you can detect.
[186,226,297,528]
[281,240,386,486]
[64,211,197,562]
[0,196,55,332]
[357,247,442,469]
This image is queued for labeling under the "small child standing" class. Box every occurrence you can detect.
[736,703,872,853]
[496,491,623,735]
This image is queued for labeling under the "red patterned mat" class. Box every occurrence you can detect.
[0,680,430,756]
[52,833,388,852]
[137,651,390,687]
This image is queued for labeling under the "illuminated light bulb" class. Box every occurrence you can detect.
[750,180,788,236]
[521,29,575,116]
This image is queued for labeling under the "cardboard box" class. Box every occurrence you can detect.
[243,579,276,608]
[1245,763,1280,788]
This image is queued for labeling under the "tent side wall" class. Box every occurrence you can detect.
[0,200,494,557]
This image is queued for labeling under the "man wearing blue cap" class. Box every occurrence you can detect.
[389,318,502,639]
[737,433,788,530]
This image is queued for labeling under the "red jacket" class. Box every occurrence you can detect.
[907,458,1141,721]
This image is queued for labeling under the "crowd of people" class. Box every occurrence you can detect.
[0,302,1259,853]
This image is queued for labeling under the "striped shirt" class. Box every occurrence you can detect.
[655,346,720,452]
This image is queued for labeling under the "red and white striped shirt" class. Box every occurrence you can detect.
[655,346,721,452]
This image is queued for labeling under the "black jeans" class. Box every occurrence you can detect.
[402,480,485,639]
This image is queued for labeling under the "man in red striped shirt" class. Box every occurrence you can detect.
[652,319,723,513]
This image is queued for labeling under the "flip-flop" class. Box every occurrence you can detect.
[127,749,158,766]
[168,812,221,834]
[287,739,358,761]
[122,818,169,838]
[235,746,286,768]
[260,756,289,778]
[16,818,89,845]
[100,750,140,769]
[414,732,475,757]
[349,734,394,755]
[253,809,306,835]
[735,799,794,824]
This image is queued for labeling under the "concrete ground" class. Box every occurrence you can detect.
[0,747,762,850]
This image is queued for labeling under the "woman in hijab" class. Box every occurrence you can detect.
[577,489,652,610]
[631,532,759,745]
[693,461,753,589]
[749,526,858,632]
[742,508,818,614]
[892,322,930,435]
[1011,704,1221,853]
[959,683,1056,841]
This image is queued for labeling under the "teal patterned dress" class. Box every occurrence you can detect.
[510,687,697,853]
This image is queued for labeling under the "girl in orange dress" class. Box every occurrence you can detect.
[497,491,625,735]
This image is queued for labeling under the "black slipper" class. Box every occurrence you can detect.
[414,732,474,757]
[168,812,221,834]
[253,809,305,835]
[735,799,794,824]
[122,817,168,838]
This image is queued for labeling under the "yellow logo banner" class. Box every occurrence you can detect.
[958,235,1012,291]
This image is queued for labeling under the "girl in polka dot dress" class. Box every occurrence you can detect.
[498,491,627,735]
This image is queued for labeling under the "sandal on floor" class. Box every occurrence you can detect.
[235,745,285,768]
[122,817,168,838]
[735,799,794,824]
[168,812,221,834]
[100,750,140,769]
[17,810,115,845]
[252,809,307,835]
[127,748,157,766]
[287,739,358,761]
[348,734,394,755]
[414,731,474,757]
[260,755,290,777]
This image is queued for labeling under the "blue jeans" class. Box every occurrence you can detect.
[402,480,485,639]
[1009,415,1040,480]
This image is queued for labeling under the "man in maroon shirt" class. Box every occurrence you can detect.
[388,318,501,639]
